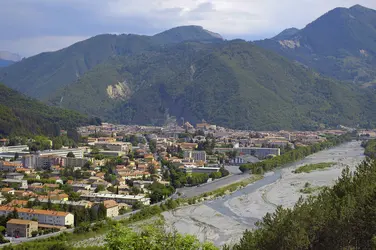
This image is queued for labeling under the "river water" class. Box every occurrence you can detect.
[163,141,365,246]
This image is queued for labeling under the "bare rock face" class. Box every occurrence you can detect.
[106,80,131,100]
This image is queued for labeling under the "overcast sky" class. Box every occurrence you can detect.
[1,0,376,57]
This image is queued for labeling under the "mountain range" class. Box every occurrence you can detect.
[1,5,376,131]
[255,4,376,85]
[0,51,21,67]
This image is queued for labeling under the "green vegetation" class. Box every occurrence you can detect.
[240,133,353,174]
[105,220,217,250]
[299,182,325,194]
[256,5,376,84]
[232,152,376,249]
[362,139,376,159]
[49,40,376,130]
[293,162,334,174]
[0,84,90,137]
[0,26,221,99]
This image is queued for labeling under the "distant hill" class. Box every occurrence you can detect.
[255,5,376,84]
[272,28,299,41]
[0,83,89,136]
[49,41,376,130]
[0,51,21,68]
[0,59,15,67]
[0,26,223,99]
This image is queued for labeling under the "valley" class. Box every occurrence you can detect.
[163,141,365,247]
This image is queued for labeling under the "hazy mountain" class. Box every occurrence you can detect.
[49,41,375,130]
[272,28,299,41]
[0,51,21,68]
[255,5,376,84]
[0,26,223,99]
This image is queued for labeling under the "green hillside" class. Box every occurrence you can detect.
[0,84,89,136]
[256,4,376,84]
[0,26,223,99]
[50,41,374,130]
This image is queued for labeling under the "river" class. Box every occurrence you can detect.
[163,141,365,246]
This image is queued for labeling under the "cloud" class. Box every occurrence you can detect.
[1,0,376,56]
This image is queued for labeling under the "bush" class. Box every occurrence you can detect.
[31,231,38,237]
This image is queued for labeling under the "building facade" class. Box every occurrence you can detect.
[0,206,74,227]
[6,219,38,238]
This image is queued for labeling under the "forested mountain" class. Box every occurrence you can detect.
[0,84,89,136]
[0,26,223,99]
[256,5,376,84]
[49,40,376,130]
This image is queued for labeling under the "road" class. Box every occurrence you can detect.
[175,166,251,199]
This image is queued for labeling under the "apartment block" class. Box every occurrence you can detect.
[0,206,74,227]
[6,219,38,238]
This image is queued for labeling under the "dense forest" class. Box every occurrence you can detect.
[232,138,376,250]
[0,84,94,137]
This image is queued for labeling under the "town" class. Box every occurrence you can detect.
[0,119,367,242]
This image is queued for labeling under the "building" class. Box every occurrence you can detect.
[39,149,84,158]
[0,206,74,227]
[215,147,280,159]
[184,166,220,174]
[35,155,60,170]
[1,179,28,189]
[94,142,132,153]
[232,155,260,165]
[183,151,207,162]
[22,155,37,169]
[80,193,150,206]
[72,184,91,192]
[0,145,29,153]
[0,161,22,172]
[6,219,38,238]
[6,173,24,180]
[29,198,93,209]
[103,200,119,218]
[60,157,89,168]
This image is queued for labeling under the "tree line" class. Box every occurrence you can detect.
[239,133,354,174]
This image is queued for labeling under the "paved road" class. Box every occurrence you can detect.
[176,172,251,199]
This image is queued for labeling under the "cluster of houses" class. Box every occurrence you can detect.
[0,121,347,239]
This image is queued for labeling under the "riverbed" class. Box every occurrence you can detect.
[163,141,365,246]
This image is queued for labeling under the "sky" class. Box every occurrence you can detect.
[1,0,376,57]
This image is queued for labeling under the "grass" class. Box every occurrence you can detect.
[299,182,326,194]
[293,162,334,174]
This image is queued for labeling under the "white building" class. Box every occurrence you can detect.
[0,206,74,227]
[183,151,207,162]
[39,149,84,158]
[0,145,29,153]
[80,193,150,206]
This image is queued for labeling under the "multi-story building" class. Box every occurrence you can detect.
[59,157,89,168]
[0,207,74,227]
[22,154,37,168]
[183,151,207,162]
[80,193,150,206]
[39,149,84,158]
[94,142,132,153]
[0,145,29,153]
[6,219,38,238]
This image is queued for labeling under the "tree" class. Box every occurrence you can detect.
[13,152,19,160]
[66,152,75,158]
[105,220,218,250]
[31,230,38,237]
[95,185,106,193]
[149,140,157,153]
